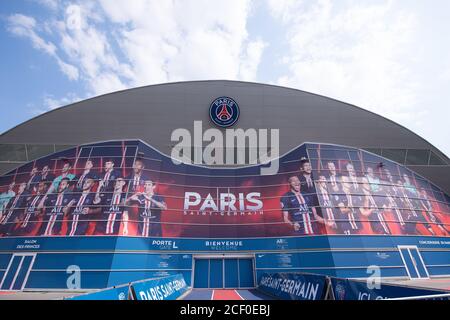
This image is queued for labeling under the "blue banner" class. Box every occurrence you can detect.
[3,235,450,254]
[66,285,130,300]
[258,272,327,300]
[131,274,188,300]
[331,277,450,300]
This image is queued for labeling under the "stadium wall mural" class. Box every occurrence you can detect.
[0,140,449,290]
[0,140,448,239]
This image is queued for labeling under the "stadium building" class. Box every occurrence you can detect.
[0,80,449,293]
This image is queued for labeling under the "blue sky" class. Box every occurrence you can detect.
[1,0,449,156]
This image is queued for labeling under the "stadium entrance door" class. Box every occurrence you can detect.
[193,255,255,289]
[0,253,36,291]
[398,246,429,279]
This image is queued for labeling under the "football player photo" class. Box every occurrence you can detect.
[418,187,449,235]
[345,163,362,195]
[39,178,72,236]
[26,167,40,193]
[94,176,128,236]
[298,158,315,196]
[365,166,382,193]
[46,160,76,195]
[361,179,391,235]
[333,176,364,235]
[281,176,324,235]
[18,181,48,236]
[66,177,99,236]
[0,182,28,236]
[39,164,55,183]
[126,179,166,237]
[326,161,340,193]
[396,180,435,235]
[75,159,99,191]
[98,158,121,193]
[0,181,16,217]
[126,158,147,194]
[316,175,338,231]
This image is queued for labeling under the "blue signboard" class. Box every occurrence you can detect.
[131,274,188,300]
[258,272,327,300]
[3,235,450,255]
[66,285,130,300]
[331,277,450,300]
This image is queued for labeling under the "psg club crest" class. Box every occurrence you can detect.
[334,283,346,300]
[209,96,240,128]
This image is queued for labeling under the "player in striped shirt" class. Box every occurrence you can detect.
[126,179,166,237]
[66,177,99,236]
[94,176,128,235]
[418,187,449,235]
[0,182,28,236]
[39,178,72,236]
[316,175,338,231]
[361,178,391,235]
[333,176,364,235]
[18,181,48,236]
[281,176,324,235]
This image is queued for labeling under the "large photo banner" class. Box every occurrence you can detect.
[0,140,448,239]
[309,144,450,237]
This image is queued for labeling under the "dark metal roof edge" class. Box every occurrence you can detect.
[1,79,447,160]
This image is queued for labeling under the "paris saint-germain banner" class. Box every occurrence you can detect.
[258,272,327,300]
[330,277,450,300]
[66,284,130,300]
[131,274,188,300]
[0,140,448,240]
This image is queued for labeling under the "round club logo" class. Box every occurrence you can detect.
[209,96,240,128]
[334,283,346,300]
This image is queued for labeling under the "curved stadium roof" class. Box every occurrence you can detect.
[0,80,448,193]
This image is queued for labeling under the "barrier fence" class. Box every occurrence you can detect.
[387,293,450,300]
[257,272,450,301]
[65,274,188,300]
[65,271,450,300]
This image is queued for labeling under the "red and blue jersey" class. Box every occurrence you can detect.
[126,173,148,193]
[44,192,72,216]
[21,193,45,229]
[133,194,165,220]
[95,191,126,235]
[2,192,29,225]
[280,191,315,234]
[70,192,96,215]
[98,169,121,193]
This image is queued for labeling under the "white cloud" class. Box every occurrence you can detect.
[43,93,81,110]
[266,0,304,23]
[267,0,420,125]
[56,59,79,80]
[7,0,266,97]
[7,13,79,80]
[29,92,82,115]
[440,61,450,82]
[8,14,54,55]
[36,0,59,11]
[97,0,259,86]
[239,39,267,81]
[4,0,449,156]
[54,3,130,94]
